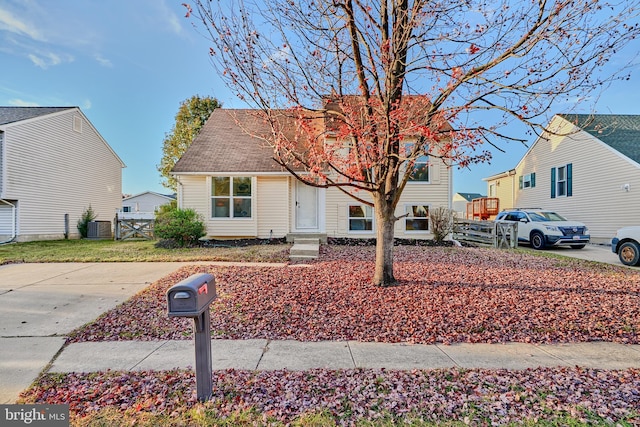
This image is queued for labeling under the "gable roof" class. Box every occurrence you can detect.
[0,107,74,125]
[455,192,485,202]
[172,109,289,174]
[123,191,175,201]
[559,114,640,163]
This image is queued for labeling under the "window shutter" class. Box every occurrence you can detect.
[566,163,572,197]
[550,167,556,198]
[519,176,523,189]
[531,172,536,188]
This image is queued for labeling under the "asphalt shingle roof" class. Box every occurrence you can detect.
[172,109,292,174]
[0,107,74,126]
[456,192,485,202]
[560,114,640,164]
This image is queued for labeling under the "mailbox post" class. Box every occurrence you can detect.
[166,273,216,401]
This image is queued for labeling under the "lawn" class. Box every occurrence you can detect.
[0,238,291,264]
[14,243,640,425]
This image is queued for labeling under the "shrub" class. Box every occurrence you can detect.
[429,206,456,243]
[154,207,206,247]
[77,205,97,238]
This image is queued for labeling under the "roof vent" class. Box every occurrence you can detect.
[73,115,83,133]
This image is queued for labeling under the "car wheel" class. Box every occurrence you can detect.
[618,241,640,266]
[570,244,586,249]
[530,231,546,250]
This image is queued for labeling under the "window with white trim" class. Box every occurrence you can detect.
[211,177,252,218]
[405,143,430,182]
[348,205,373,232]
[557,166,567,196]
[405,205,429,232]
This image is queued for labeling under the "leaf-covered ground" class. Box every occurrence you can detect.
[23,246,640,425]
[68,246,640,344]
[21,367,640,425]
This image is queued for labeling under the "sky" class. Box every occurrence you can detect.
[1,0,640,197]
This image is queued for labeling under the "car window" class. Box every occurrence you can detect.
[527,211,567,221]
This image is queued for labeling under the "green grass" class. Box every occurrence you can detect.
[68,407,638,427]
[0,239,291,264]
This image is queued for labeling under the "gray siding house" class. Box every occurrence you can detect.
[0,107,125,242]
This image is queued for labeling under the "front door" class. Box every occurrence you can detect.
[295,181,318,230]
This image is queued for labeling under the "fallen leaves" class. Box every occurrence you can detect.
[68,246,640,345]
[21,367,640,425]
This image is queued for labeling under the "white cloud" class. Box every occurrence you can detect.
[82,99,92,110]
[8,98,40,107]
[0,7,44,41]
[94,54,113,68]
[28,51,68,69]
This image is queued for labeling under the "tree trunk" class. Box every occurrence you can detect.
[372,196,397,287]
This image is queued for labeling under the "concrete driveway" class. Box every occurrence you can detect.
[539,243,631,266]
[0,262,192,403]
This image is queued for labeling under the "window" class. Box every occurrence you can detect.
[405,205,429,232]
[348,205,373,232]
[211,177,252,218]
[551,164,572,198]
[122,206,132,213]
[406,143,430,182]
[519,173,536,189]
[557,166,567,196]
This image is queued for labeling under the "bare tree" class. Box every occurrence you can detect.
[184,0,640,286]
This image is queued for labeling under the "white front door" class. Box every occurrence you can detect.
[295,181,318,230]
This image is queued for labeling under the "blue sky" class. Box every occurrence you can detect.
[1,1,639,197]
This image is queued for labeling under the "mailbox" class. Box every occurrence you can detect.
[167,273,216,317]
[166,272,217,401]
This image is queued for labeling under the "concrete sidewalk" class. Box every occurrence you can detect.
[50,339,640,373]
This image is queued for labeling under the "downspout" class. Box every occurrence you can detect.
[0,199,16,244]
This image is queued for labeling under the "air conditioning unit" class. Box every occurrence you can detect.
[87,221,112,239]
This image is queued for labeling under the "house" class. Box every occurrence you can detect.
[0,107,125,242]
[171,108,452,241]
[120,191,175,219]
[484,114,640,243]
[452,192,484,218]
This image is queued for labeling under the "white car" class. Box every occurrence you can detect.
[611,226,640,266]
[495,209,590,250]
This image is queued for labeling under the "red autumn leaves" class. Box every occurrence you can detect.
[68,246,640,345]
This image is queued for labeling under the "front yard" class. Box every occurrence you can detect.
[11,242,640,425]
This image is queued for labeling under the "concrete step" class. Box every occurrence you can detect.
[294,238,320,245]
[289,238,320,260]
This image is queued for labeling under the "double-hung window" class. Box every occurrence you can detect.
[519,173,536,189]
[405,143,430,182]
[405,205,429,232]
[551,164,572,198]
[211,177,252,218]
[348,205,373,232]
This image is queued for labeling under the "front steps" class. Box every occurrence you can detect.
[289,238,320,260]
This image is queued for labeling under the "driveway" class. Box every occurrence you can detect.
[0,262,194,403]
[539,244,625,266]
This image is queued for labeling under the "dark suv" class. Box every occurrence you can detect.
[495,209,590,250]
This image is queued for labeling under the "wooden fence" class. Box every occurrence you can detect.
[452,219,518,249]
[114,214,154,240]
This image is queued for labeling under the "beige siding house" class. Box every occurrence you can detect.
[0,107,125,242]
[172,109,452,241]
[486,114,640,243]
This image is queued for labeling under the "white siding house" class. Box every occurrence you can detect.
[172,108,452,241]
[121,191,175,219]
[486,114,640,244]
[0,107,125,242]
